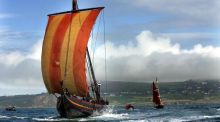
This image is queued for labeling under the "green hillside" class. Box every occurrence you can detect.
[0,79,220,107]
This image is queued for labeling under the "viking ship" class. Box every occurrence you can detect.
[152,78,164,109]
[41,0,108,118]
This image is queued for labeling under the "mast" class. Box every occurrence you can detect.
[86,48,101,101]
[62,0,78,88]
[72,0,78,11]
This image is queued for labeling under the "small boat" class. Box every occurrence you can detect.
[152,77,164,109]
[5,106,16,111]
[41,0,108,118]
[125,104,134,110]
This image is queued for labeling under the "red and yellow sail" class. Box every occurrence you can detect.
[41,8,103,97]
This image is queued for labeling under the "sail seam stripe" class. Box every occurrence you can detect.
[63,11,91,96]
[49,14,73,93]
[42,15,66,93]
[72,9,101,97]
[41,16,55,93]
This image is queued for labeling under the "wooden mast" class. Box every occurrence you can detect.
[72,0,78,11]
[86,48,101,101]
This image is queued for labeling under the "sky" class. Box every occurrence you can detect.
[0,0,220,96]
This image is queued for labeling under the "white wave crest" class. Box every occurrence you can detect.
[32,116,74,122]
[121,120,150,122]
[0,115,10,119]
[79,105,129,121]
[11,116,27,119]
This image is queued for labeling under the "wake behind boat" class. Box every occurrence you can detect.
[41,0,108,118]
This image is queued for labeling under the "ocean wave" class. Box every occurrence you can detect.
[32,118,56,121]
[11,116,27,119]
[121,118,185,122]
[0,115,10,119]
[193,115,220,121]
[2,105,220,122]
[32,116,70,122]
[181,115,220,122]
[0,115,28,120]
[119,114,220,122]
[93,113,129,119]
[79,113,129,122]
[121,120,149,122]
[79,106,129,121]
[169,118,186,122]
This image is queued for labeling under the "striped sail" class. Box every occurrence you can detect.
[41,8,103,97]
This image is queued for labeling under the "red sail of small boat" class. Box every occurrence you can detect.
[152,78,164,109]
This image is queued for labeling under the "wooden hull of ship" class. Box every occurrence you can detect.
[154,104,164,109]
[57,94,105,118]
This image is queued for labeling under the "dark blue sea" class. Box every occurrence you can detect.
[1,104,220,122]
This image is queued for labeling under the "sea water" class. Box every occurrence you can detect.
[1,104,220,122]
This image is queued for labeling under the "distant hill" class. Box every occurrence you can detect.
[102,79,220,96]
[0,93,56,108]
[102,79,220,105]
[0,79,220,107]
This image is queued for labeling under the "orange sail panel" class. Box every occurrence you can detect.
[41,8,103,97]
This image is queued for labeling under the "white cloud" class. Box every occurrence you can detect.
[183,44,220,58]
[91,30,220,82]
[136,31,181,55]
[0,30,219,95]
[0,52,25,66]
[28,39,43,61]
[0,39,45,96]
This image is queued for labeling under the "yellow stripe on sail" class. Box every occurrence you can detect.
[61,11,92,96]
[60,25,70,88]
[42,15,66,93]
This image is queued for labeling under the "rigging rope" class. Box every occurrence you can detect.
[92,12,102,70]
[103,10,108,99]
[87,9,107,100]
[86,55,95,98]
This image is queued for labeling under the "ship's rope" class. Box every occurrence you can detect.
[88,9,108,100]
[102,10,108,100]
[54,93,59,98]
[92,13,102,66]
[86,55,96,99]
[89,11,101,100]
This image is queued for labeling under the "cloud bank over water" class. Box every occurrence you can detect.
[93,30,220,82]
[0,30,219,95]
[0,39,45,95]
